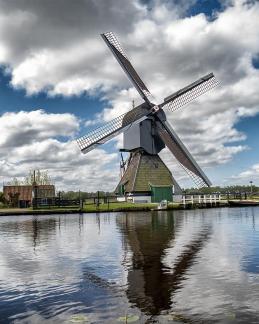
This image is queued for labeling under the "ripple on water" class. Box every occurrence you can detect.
[0,209,258,323]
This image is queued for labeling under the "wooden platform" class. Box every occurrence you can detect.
[228,200,259,207]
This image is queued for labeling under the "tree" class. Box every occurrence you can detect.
[8,192,20,208]
[24,170,53,185]
[184,185,259,194]
[0,192,6,204]
[23,170,34,185]
[7,177,21,186]
[7,170,53,186]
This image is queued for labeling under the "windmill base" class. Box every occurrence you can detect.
[115,151,181,203]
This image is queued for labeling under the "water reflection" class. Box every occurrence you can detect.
[117,212,211,317]
[0,216,57,249]
[0,208,258,323]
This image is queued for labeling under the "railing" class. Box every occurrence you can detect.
[32,197,82,209]
[181,194,222,208]
[31,196,118,210]
[30,192,258,210]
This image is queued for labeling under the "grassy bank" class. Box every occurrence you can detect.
[0,201,232,216]
[83,202,159,212]
[0,202,162,215]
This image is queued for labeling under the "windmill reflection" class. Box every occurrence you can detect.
[117,212,211,316]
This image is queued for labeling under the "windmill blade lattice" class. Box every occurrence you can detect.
[180,164,209,188]
[77,104,149,154]
[156,120,211,188]
[101,32,154,104]
[161,73,219,113]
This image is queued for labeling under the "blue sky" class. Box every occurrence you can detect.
[0,69,103,130]
[0,0,259,190]
[186,0,223,17]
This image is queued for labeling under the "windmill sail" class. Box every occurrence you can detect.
[101,32,153,104]
[77,104,150,154]
[160,73,219,112]
[156,119,211,188]
[77,31,219,190]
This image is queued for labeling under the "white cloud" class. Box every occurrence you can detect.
[0,110,78,148]
[0,0,147,95]
[231,164,259,183]
[84,0,259,186]
[0,110,119,191]
[0,0,259,188]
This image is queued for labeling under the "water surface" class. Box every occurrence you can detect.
[0,207,258,323]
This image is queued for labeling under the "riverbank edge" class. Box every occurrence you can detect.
[0,202,234,216]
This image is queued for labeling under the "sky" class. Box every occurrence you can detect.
[0,0,259,191]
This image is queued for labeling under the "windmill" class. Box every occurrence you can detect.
[77,32,219,202]
[119,152,126,179]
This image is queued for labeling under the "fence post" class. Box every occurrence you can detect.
[97,191,100,210]
[58,191,61,208]
[80,199,84,210]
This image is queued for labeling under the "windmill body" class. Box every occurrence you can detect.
[77,32,219,202]
[119,112,179,202]
[123,116,165,155]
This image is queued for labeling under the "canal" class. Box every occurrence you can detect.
[0,208,258,323]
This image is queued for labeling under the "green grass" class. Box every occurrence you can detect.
[0,202,160,215]
[250,196,259,200]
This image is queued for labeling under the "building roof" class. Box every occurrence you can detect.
[116,151,177,193]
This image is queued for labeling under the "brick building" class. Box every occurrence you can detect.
[3,185,55,208]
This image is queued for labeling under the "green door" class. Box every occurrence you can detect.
[150,186,172,203]
[118,184,125,195]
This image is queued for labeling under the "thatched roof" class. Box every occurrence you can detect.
[116,151,179,193]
